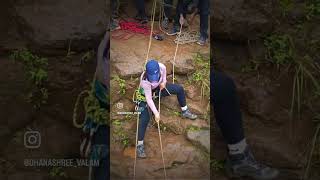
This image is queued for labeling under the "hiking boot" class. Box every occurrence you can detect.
[161,17,169,30]
[197,36,207,46]
[182,109,197,120]
[225,147,279,180]
[137,144,147,158]
[168,25,180,36]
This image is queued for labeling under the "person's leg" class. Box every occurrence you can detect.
[163,0,173,18]
[135,0,145,16]
[137,101,150,158]
[212,71,279,179]
[162,0,173,29]
[212,71,244,144]
[159,83,197,120]
[134,0,147,23]
[110,0,120,31]
[170,0,187,35]
[111,0,119,18]
[92,125,109,180]
[197,0,209,45]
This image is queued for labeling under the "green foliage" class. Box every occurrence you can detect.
[84,91,109,125]
[211,159,225,171]
[49,167,67,178]
[112,120,130,147]
[306,0,320,20]
[10,49,49,109]
[264,34,293,67]
[279,0,294,17]
[114,76,126,95]
[81,50,95,63]
[241,60,263,73]
[264,32,320,116]
[189,53,210,99]
[187,125,201,132]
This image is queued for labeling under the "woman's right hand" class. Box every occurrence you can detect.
[155,113,160,123]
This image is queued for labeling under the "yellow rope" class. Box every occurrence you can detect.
[172,24,183,84]
[144,0,157,68]
[157,91,167,179]
[133,112,139,179]
[73,70,98,129]
[134,1,159,179]
[73,90,90,128]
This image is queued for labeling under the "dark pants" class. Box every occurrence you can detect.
[138,83,186,141]
[212,71,245,144]
[164,0,173,19]
[111,0,118,18]
[135,0,146,16]
[92,125,110,180]
[174,0,209,39]
[198,0,209,39]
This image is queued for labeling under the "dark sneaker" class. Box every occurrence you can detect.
[182,109,197,120]
[137,144,147,158]
[225,147,279,180]
[168,25,180,36]
[162,17,169,30]
[197,36,207,46]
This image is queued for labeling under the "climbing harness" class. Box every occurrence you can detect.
[73,68,109,180]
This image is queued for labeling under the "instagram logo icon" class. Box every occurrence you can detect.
[24,129,41,149]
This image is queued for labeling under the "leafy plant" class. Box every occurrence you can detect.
[264,34,293,68]
[187,125,201,132]
[114,76,126,95]
[49,167,67,178]
[81,50,95,63]
[279,0,294,17]
[189,53,210,99]
[112,120,130,147]
[306,0,320,20]
[10,49,49,109]
[241,59,263,73]
[211,159,225,171]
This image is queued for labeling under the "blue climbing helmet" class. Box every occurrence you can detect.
[146,59,160,82]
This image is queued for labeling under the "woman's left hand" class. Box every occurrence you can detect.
[159,82,166,90]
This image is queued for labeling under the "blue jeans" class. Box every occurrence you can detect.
[138,83,187,141]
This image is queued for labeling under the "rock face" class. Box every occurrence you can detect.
[187,129,210,152]
[111,129,210,179]
[212,0,274,41]
[0,0,108,53]
[0,55,96,179]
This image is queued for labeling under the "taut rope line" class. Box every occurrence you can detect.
[157,90,167,179]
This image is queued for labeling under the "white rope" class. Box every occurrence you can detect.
[157,91,167,179]
[174,31,200,44]
[133,111,139,179]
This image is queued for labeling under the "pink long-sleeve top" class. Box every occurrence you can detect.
[140,63,167,115]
